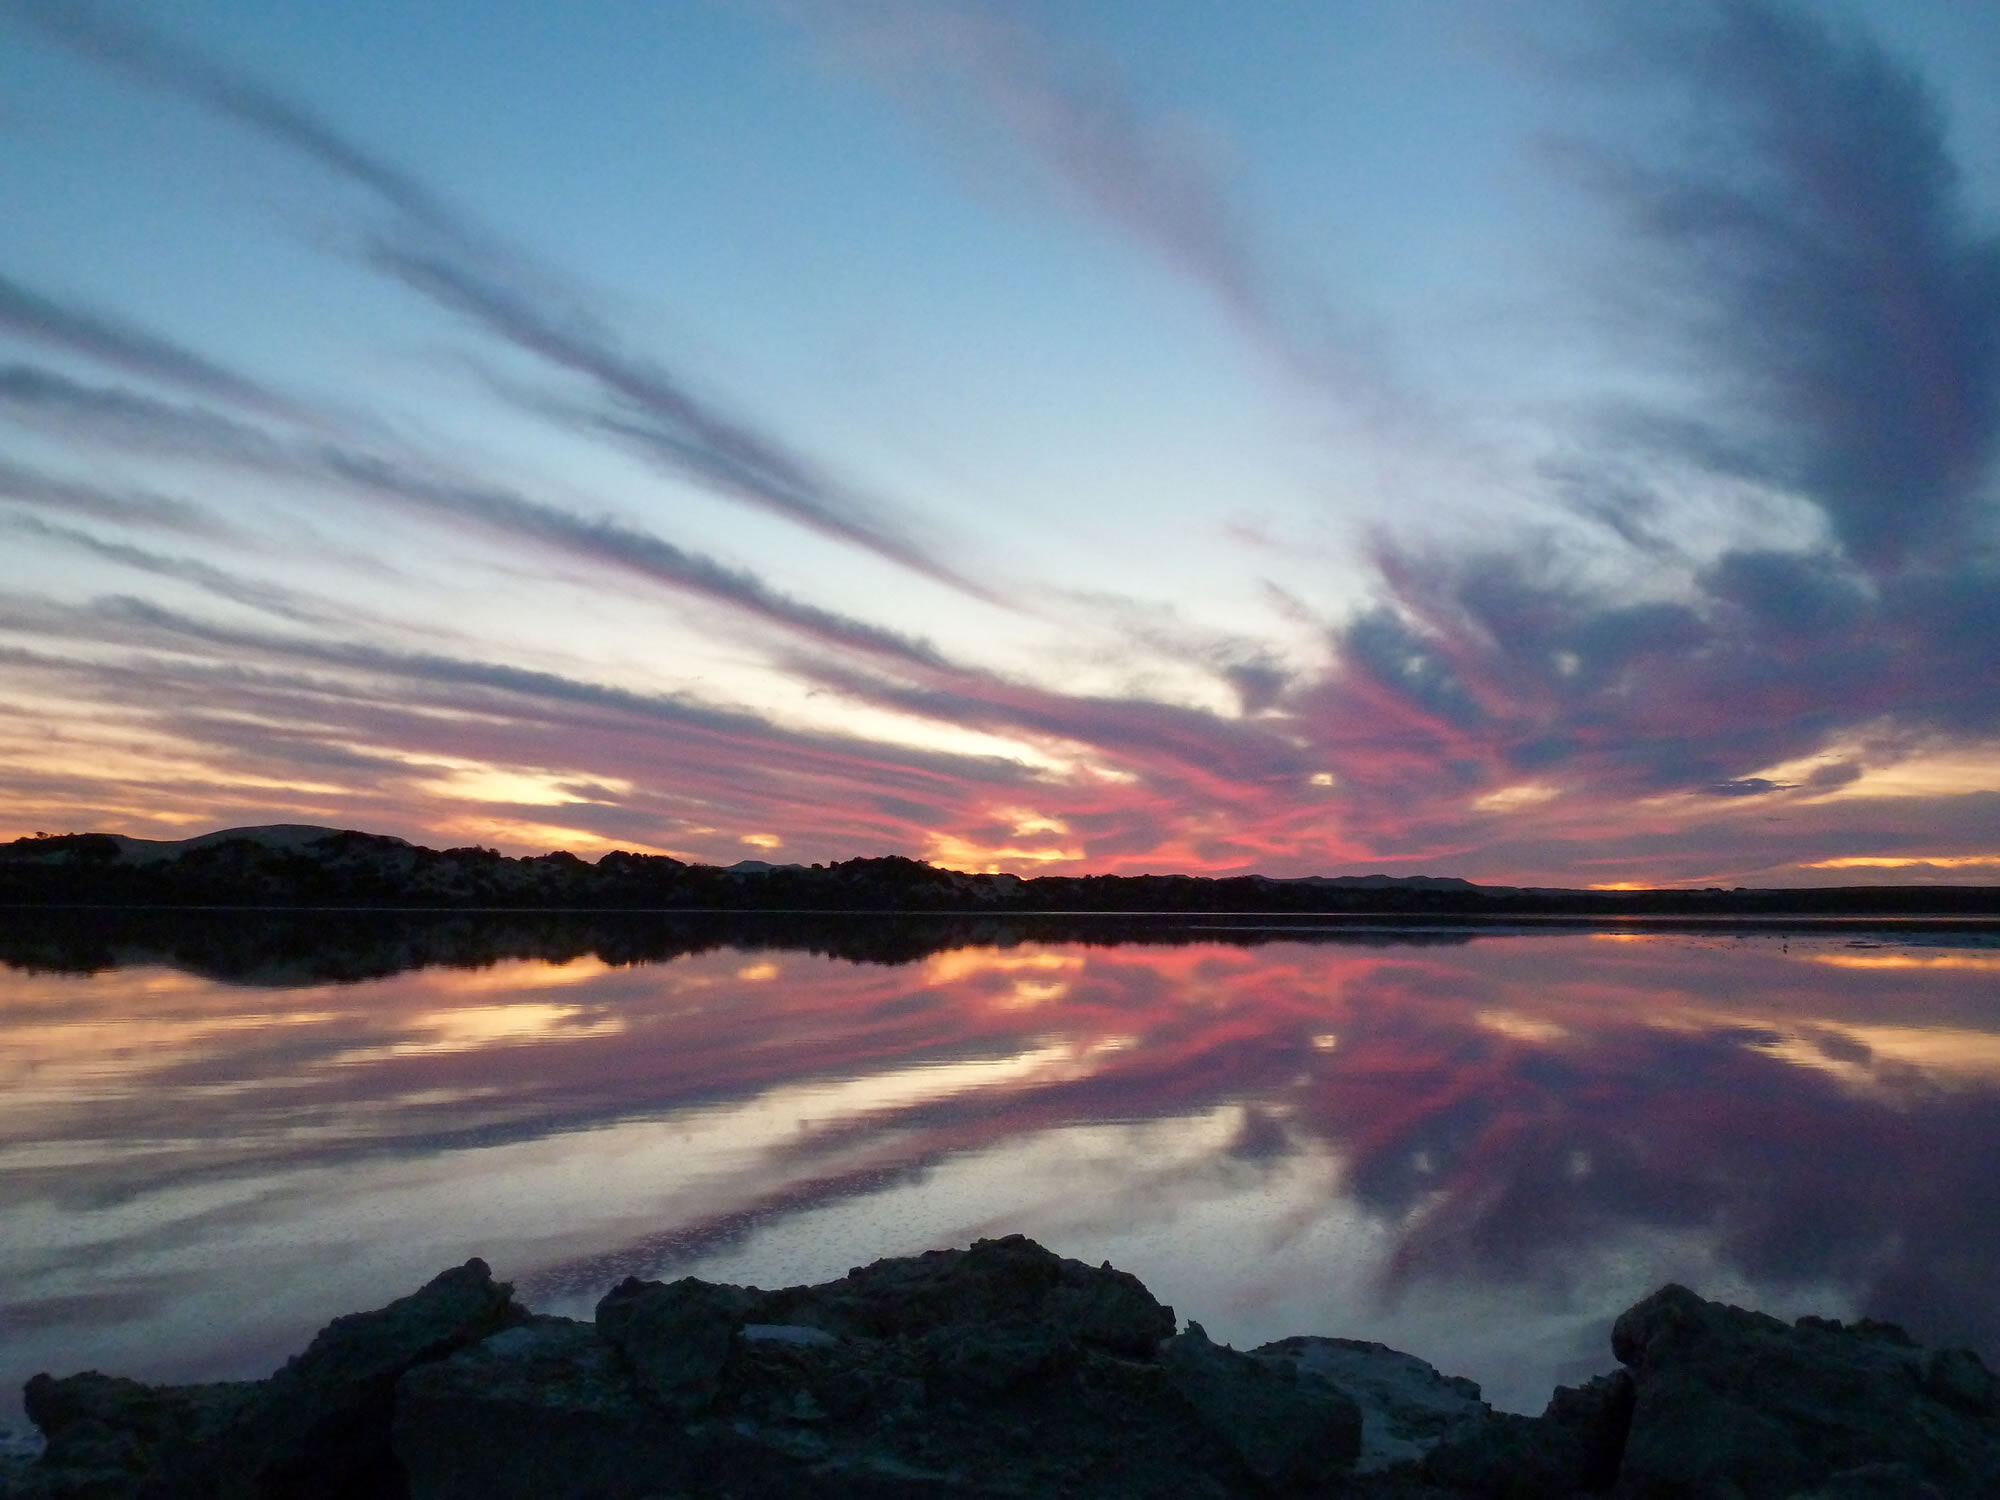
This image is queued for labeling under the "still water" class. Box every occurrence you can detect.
[3,914,1998,1435]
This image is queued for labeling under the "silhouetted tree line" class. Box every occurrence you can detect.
[3,828,1997,920]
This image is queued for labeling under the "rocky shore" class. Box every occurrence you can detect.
[4,1236,1996,1498]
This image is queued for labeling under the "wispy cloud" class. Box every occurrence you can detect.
[784,0,1366,390]
[0,458,218,534]
[0,361,948,667]
[1,514,327,624]
[0,588,1040,857]
[3,0,982,593]
[0,272,294,417]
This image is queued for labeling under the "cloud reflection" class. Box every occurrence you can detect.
[3,920,1998,1417]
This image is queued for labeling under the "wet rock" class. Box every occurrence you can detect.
[1161,1322,1362,1491]
[1611,1283,2000,1499]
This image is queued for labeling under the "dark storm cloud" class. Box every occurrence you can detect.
[0,362,946,668]
[2,0,977,593]
[1325,0,2000,825]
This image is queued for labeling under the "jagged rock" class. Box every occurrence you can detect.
[1413,1370,1633,1497]
[15,1253,2000,1500]
[755,1234,1177,1357]
[1795,1464,1945,1499]
[11,1258,523,1500]
[11,1373,255,1499]
[393,1238,1276,1499]
[1161,1323,1362,1488]
[1255,1336,1490,1473]
[1611,1283,2000,1499]
[221,1256,525,1499]
[393,1317,698,1500]
[595,1277,759,1418]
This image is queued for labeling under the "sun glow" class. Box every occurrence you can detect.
[1805,855,2000,869]
[1472,783,1559,813]
[925,831,1083,873]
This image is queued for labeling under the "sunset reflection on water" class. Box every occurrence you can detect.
[2,922,1998,1422]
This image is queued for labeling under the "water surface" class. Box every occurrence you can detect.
[3,914,1997,1435]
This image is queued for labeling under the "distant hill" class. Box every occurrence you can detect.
[1,824,1996,916]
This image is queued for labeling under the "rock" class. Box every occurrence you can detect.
[594,1276,759,1418]
[387,1240,1247,1499]
[1255,1335,1489,1473]
[217,1255,525,1499]
[1795,1463,1946,1499]
[1538,1369,1633,1491]
[1407,1369,1633,1497]
[1610,1283,2000,1499]
[739,1324,838,1349]
[916,1319,1071,1392]
[1161,1322,1362,1490]
[1924,1348,1998,1415]
[9,1373,255,1499]
[16,1251,2000,1500]
[755,1234,1176,1358]
[11,1257,523,1500]
[394,1317,700,1500]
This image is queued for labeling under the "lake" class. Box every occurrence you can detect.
[3,912,1998,1445]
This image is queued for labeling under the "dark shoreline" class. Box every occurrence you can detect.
[4,903,1995,989]
[6,827,1998,918]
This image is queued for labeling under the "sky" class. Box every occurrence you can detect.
[0,0,1997,887]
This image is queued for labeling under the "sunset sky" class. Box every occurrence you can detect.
[2,0,1997,885]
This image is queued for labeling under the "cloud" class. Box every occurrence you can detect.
[0,361,947,668]
[1573,0,2000,569]
[3,0,981,593]
[784,0,1365,390]
[0,272,294,417]
[365,242,989,598]
[1314,0,2000,844]
[2,514,327,624]
[0,583,1065,862]
[0,458,217,534]
[0,0,449,224]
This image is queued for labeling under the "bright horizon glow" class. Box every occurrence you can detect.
[1,0,1997,886]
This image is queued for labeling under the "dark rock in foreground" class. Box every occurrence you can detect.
[5,1238,1997,1499]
